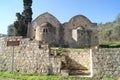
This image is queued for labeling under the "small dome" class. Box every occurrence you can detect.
[69,15,91,23]
[32,12,61,27]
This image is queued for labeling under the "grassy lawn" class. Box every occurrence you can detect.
[51,47,89,52]
[0,71,87,80]
[0,71,117,80]
[99,43,120,48]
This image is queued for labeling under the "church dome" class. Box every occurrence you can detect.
[32,12,61,28]
[69,15,92,29]
[69,15,91,23]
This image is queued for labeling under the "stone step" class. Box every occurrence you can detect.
[69,69,90,75]
[60,69,69,76]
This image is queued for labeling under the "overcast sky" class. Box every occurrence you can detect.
[0,0,120,34]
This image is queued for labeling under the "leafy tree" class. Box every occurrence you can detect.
[13,0,32,37]
[116,13,120,23]
[98,13,120,44]
[14,13,27,36]
[7,24,15,36]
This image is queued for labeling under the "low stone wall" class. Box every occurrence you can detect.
[1,37,120,78]
[92,48,120,78]
[0,37,92,76]
[0,37,61,75]
[62,49,91,76]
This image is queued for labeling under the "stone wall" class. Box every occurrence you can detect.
[0,37,91,76]
[63,49,91,76]
[0,37,61,75]
[30,12,98,48]
[63,15,98,48]
[31,12,62,45]
[1,36,120,78]
[92,48,120,78]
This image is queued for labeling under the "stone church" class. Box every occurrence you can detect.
[27,12,98,48]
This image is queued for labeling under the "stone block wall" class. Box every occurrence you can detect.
[49,56,62,75]
[0,37,61,75]
[0,37,92,76]
[62,49,91,76]
[32,12,62,45]
[1,36,120,78]
[92,48,120,78]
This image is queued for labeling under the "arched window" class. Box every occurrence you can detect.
[43,28,46,33]
[43,28,49,34]
[46,29,48,33]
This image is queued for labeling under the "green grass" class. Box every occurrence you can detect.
[51,47,89,51]
[0,71,87,80]
[99,43,120,48]
[0,71,117,80]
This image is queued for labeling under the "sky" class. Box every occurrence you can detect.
[0,0,120,34]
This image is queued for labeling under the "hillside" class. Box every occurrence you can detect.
[98,13,120,44]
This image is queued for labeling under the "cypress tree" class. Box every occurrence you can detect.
[14,0,32,36]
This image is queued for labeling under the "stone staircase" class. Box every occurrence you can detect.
[60,55,90,76]
[69,69,90,75]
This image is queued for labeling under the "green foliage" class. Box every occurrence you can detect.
[99,44,120,48]
[7,24,15,36]
[23,0,32,5]
[103,78,116,80]
[13,12,28,37]
[14,20,27,36]
[98,13,120,44]
[116,13,120,23]
[0,72,85,80]
[0,71,117,80]
[12,0,32,37]
[51,47,89,52]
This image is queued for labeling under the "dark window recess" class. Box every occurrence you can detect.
[43,29,46,33]
[46,29,48,33]
[81,32,83,35]
[43,28,49,34]
[95,36,97,39]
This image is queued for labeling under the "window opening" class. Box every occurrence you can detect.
[43,28,49,34]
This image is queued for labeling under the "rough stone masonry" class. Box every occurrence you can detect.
[0,36,91,76]
[0,36,120,78]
